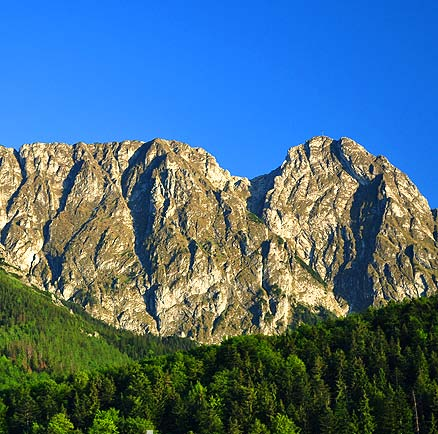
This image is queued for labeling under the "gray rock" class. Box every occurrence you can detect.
[0,136,436,342]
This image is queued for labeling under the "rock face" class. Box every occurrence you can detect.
[0,136,437,342]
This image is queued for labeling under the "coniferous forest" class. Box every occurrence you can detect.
[2,267,438,433]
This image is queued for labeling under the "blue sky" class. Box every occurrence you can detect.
[1,0,437,208]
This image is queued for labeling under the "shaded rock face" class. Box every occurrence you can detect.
[0,136,436,342]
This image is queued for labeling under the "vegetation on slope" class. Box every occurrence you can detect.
[2,267,438,432]
[0,268,194,376]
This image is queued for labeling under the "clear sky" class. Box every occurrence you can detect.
[1,0,437,208]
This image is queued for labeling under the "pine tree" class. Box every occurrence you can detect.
[271,414,300,434]
[333,379,352,434]
[47,413,75,434]
[89,408,119,434]
[357,392,375,434]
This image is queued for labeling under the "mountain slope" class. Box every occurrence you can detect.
[0,136,436,341]
[0,266,194,375]
[3,291,438,433]
[259,137,437,310]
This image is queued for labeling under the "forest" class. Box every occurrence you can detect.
[1,266,438,433]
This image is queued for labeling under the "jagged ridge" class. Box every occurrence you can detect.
[0,136,436,342]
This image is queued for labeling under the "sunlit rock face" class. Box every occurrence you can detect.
[0,136,436,342]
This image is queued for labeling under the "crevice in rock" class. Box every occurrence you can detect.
[5,150,27,214]
[120,142,168,329]
[143,284,161,332]
[57,161,84,216]
[188,239,197,271]
[94,229,109,264]
[247,167,281,217]
[432,209,438,243]
[383,263,396,289]
[42,161,84,248]
[404,244,417,283]
[419,274,428,297]
[330,139,368,185]
[0,211,18,245]
[269,298,277,316]
[121,142,166,274]
[333,174,387,310]
[45,254,63,285]
[249,301,262,327]
[261,240,271,291]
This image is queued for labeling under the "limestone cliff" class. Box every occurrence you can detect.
[0,136,436,341]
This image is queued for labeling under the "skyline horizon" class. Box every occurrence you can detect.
[1,1,437,208]
[2,132,436,210]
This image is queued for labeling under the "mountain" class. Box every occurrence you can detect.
[0,266,194,376]
[4,289,438,433]
[0,136,436,342]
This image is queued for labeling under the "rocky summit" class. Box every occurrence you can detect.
[0,136,437,342]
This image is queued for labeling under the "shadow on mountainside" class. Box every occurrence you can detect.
[120,141,165,273]
[120,142,166,327]
[333,173,387,311]
[247,167,281,217]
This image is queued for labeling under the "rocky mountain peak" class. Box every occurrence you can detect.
[0,136,436,341]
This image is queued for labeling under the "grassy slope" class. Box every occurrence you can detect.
[0,268,194,376]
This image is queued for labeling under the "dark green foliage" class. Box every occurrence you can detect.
[247,211,265,224]
[3,266,438,432]
[275,235,285,246]
[289,304,336,326]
